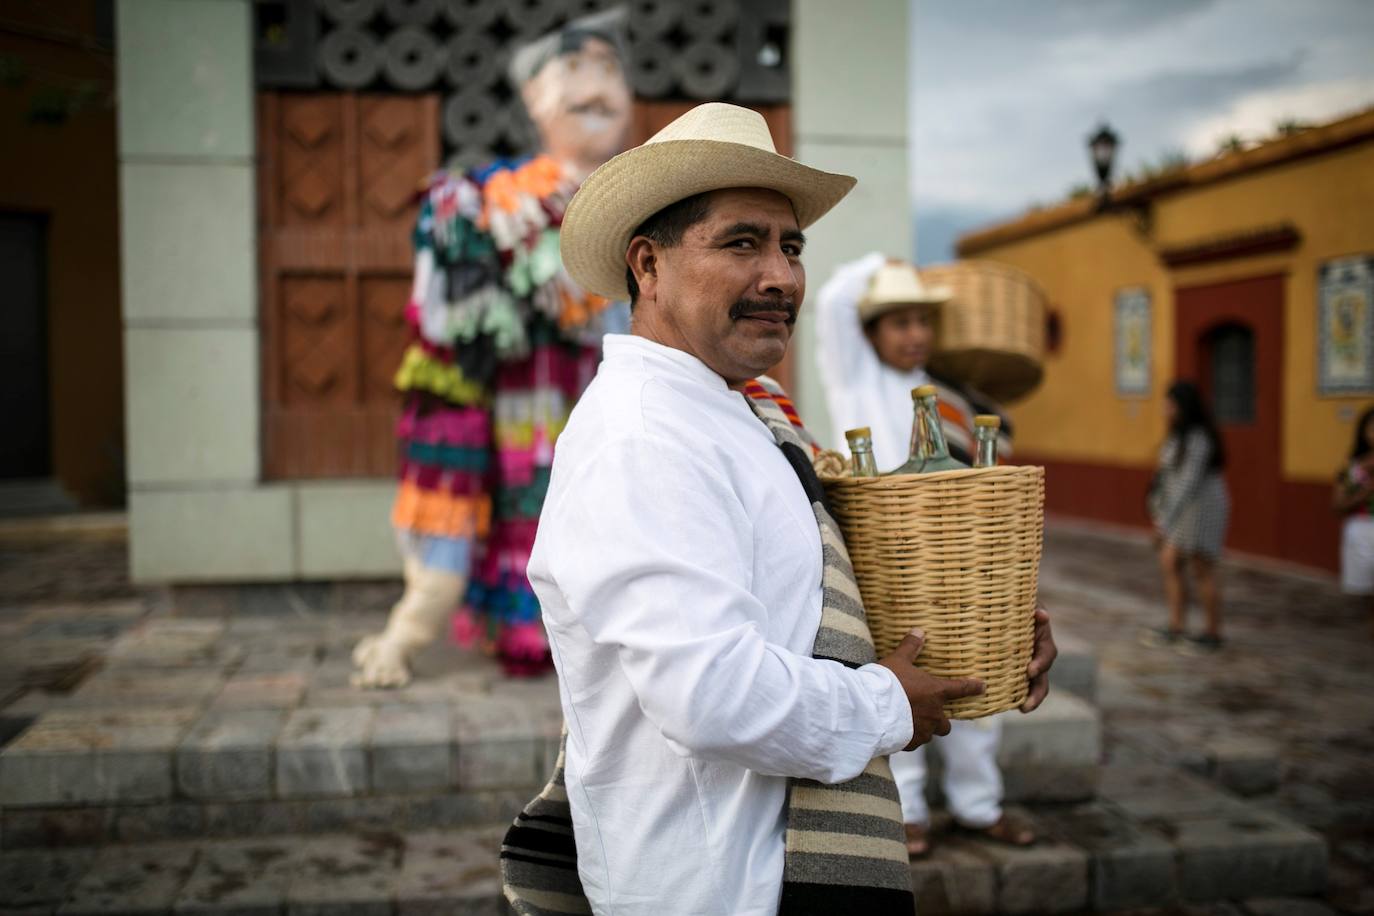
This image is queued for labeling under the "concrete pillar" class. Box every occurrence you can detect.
[791,0,912,443]
[117,0,292,580]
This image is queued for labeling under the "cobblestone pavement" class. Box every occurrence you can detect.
[1037,524,1374,915]
[1,518,1371,914]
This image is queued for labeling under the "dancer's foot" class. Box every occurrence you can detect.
[351,633,413,689]
[904,822,931,859]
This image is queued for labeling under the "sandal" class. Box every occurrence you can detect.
[1138,626,1182,648]
[964,813,1036,847]
[1177,632,1224,655]
[904,822,931,859]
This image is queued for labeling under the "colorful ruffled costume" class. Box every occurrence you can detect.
[392,155,628,675]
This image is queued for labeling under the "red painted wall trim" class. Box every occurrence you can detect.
[1017,453,1340,573]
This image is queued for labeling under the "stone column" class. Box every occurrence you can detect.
[790,0,912,443]
[117,0,292,580]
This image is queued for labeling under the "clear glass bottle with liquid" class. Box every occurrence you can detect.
[845,427,880,477]
[972,414,1001,468]
[888,385,969,475]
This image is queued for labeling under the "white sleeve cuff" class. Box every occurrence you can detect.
[859,662,914,756]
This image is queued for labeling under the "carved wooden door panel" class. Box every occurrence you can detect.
[259,92,439,478]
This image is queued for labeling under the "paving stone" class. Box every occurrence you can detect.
[0,807,110,849]
[1207,735,1283,797]
[210,672,308,709]
[1048,629,1098,702]
[395,828,505,916]
[301,796,417,835]
[177,709,285,800]
[1099,763,1252,822]
[980,839,1089,915]
[105,620,228,669]
[276,708,374,799]
[57,842,197,915]
[68,669,224,710]
[452,697,556,792]
[1242,897,1343,916]
[0,709,197,806]
[907,836,997,915]
[286,833,402,916]
[369,705,451,793]
[109,802,206,844]
[1039,802,1176,910]
[201,800,303,840]
[173,836,298,914]
[1172,811,1328,902]
[0,848,96,908]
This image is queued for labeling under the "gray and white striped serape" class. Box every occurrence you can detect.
[499,379,914,915]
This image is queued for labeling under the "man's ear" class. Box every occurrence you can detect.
[627,236,658,302]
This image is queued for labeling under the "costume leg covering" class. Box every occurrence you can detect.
[353,555,467,688]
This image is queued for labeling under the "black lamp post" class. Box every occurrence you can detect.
[1088,123,1119,197]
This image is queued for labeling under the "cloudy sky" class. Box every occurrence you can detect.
[911,0,1374,264]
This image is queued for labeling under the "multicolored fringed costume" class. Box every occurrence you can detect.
[393,155,627,675]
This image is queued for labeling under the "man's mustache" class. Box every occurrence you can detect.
[730,298,797,325]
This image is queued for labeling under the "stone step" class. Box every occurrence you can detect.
[1,650,1102,845]
[1,785,1328,916]
[925,689,1102,805]
[1047,629,1098,703]
[0,826,510,915]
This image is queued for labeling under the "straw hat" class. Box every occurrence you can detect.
[560,102,856,300]
[857,260,952,324]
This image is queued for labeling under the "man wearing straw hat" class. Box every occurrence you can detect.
[499,103,1058,915]
[817,256,1033,858]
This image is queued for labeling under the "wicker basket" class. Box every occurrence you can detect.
[822,465,1045,719]
[920,260,1048,404]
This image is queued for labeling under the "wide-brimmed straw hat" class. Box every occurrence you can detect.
[857,260,952,324]
[560,102,856,300]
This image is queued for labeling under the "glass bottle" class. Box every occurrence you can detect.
[844,427,880,477]
[972,414,1001,468]
[888,385,969,475]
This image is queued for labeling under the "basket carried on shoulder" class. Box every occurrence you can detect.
[821,465,1045,719]
[921,260,1048,404]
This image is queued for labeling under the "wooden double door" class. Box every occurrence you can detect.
[259,93,794,479]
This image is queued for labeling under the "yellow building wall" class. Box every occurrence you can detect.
[976,139,1374,484]
[967,218,1174,467]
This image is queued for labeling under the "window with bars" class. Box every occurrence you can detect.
[1209,323,1255,424]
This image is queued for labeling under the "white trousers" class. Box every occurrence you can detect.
[889,716,1004,828]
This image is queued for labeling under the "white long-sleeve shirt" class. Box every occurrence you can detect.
[527,334,914,916]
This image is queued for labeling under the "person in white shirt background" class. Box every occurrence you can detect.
[817,255,1035,856]
[507,103,1058,915]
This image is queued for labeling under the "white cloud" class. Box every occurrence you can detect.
[1181,78,1374,155]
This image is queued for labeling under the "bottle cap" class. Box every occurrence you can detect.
[844,427,872,440]
[911,384,937,398]
[974,415,1002,428]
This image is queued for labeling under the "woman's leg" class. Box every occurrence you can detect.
[1158,541,1187,632]
[1189,553,1222,639]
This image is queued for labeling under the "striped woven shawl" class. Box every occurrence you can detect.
[500,377,914,915]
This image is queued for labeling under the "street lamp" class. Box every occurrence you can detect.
[1088,123,1119,193]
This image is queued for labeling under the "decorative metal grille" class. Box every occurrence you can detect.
[254,0,790,167]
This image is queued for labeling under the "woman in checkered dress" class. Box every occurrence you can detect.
[1145,381,1230,652]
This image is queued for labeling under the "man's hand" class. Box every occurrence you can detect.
[876,629,985,751]
[1020,605,1057,713]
